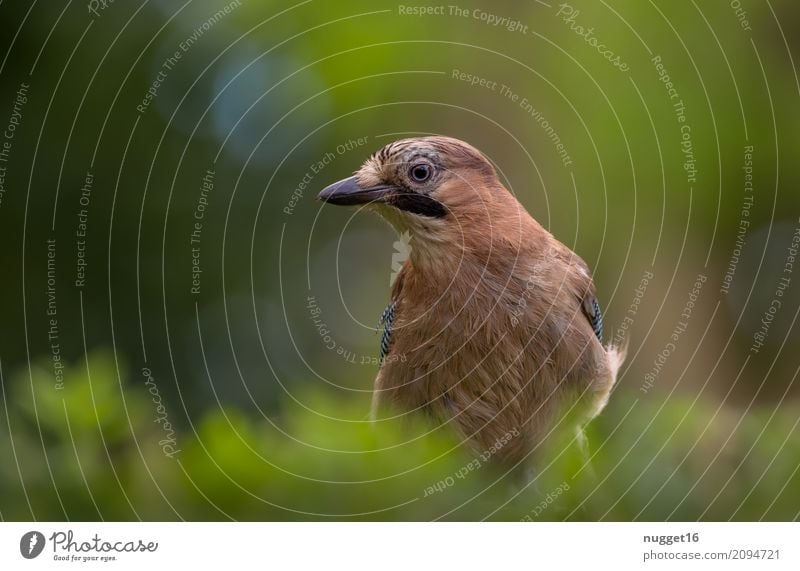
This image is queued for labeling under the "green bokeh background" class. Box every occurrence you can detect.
[0,0,798,520]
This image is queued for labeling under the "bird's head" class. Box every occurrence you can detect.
[317,136,516,244]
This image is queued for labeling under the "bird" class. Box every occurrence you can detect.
[317,135,625,469]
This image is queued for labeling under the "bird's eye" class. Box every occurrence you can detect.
[409,163,432,183]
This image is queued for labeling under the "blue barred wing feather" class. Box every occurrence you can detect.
[378,301,396,363]
[590,298,603,342]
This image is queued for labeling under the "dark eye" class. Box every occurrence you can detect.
[409,163,432,183]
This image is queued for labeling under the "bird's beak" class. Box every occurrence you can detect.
[316,176,396,206]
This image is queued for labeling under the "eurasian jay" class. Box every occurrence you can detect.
[318,136,625,467]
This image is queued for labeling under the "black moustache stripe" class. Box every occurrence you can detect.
[389,193,447,218]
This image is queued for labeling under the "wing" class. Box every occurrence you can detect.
[584,296,603,342]
[378,301,396,363]
[558,248,603,344]
[378,261,409,364]
[573,257,603,343]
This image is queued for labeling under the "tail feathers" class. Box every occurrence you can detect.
[605,339,628,384]
[581,340,628,424]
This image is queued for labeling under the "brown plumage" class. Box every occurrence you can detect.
[318,136,625,467]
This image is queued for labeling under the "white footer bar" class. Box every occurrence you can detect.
[1,522,797,570]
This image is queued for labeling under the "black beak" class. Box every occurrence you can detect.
[317,175,448,218]
[316,176,395,206]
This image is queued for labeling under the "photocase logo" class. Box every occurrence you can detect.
[390,231,412,286]
[20,531,45,559]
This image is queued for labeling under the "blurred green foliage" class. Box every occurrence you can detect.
[1,352,797,520]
